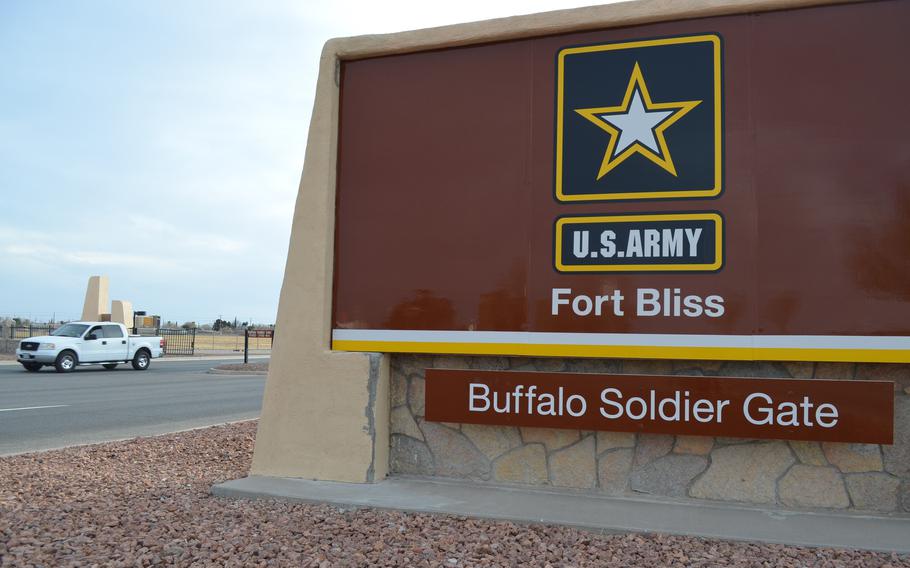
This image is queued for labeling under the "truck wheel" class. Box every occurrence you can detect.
[102,363,118,370]
[54,351,78,373]
[22,363,42,372]
[132,349,151,371]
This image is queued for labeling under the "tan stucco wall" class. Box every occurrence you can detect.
[111,300,133,328]
[81,275,109,322]
[251,0,864,484]
[249,42,389,482]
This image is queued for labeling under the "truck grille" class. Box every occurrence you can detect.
[20,342,39,351]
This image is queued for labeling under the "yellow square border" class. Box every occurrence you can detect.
[554,212,724,272]
[555,34,723,202]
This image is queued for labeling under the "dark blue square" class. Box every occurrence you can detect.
[555,34,723,201]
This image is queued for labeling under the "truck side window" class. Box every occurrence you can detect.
[103,325,124,338]
[87,326,103,339]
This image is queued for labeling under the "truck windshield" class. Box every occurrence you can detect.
[51,324,90,337]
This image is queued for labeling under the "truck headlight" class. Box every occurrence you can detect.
[38,343,55,350]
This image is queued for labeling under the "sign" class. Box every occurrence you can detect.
[425,369,894,444]
[554,212,723,272]
[247,329,274,339]
[555,34,722,202]
[331,1,910,362]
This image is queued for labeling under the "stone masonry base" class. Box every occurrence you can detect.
[389,355,910,515]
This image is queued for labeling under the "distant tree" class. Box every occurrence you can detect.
[181,321,197,330]
[213,318,233,331]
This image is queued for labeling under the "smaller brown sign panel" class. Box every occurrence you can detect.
[425,370,893,444]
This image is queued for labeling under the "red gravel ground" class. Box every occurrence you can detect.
[1,421,908,567]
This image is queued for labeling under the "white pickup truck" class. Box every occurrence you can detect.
[16,322,164,373]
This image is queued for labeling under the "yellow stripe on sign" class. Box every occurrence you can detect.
[331,340,910,364]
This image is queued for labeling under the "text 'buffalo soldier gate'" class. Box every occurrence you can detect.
[249,0,910,518]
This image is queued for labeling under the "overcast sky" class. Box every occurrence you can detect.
[1,0,603,324]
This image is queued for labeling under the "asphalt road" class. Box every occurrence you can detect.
[0,357,265,456]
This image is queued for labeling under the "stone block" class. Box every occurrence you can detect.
[845,473,900,512]
[390,406,423,441]
[396,355,434,377]
[778,465,849,509]
[598,449,633,494]
[672,368,705,376]
[855,363,910,391]
[509,357,566,372]
[883,396,909,477]
[715,437,761,445]
[390,435,434,475]
[421,421,489,479]
[672,360,725,374]
[432,355,469,370]
[596,431,636,454]
[623,360,673,375]
[750,362,793,378]
[633,433,674,467]
[462,424,522,460]
[690,442,794,504]
[408,376,426,417]
[822,443,883,473]
[782,362,814,379]
[390,375,408,407]
[814,362,855,380]
[493,444,548,485]
[717,361,759,378]
[789,441,827,466]
[466,356,509,370]
[520,427,579,452]
[565,358,621,374]
[550,436,596,489]
[630,454,707,497]
[674,436,714,455]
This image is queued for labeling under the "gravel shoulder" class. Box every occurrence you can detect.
[1,421,907,567]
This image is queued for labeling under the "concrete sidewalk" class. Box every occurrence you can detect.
[213,475,910,554]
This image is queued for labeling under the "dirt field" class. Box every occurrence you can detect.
[192,334,272,352]
[1,421,907,566]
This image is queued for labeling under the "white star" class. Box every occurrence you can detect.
[599,88,674,158]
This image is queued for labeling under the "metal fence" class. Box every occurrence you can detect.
[155,328,196,356]
[8,325,58,339]
[132,327,195,356]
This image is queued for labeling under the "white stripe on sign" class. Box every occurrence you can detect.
[0,405,69,413]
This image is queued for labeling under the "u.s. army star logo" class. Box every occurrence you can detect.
[575,62,701,179]
[555,34,723,202]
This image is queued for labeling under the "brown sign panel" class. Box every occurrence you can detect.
[425,369,894,444]
[331,0,910,362]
